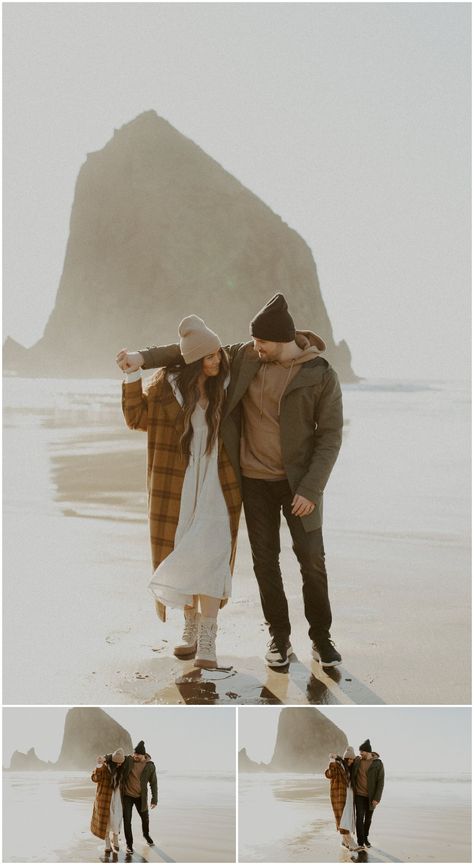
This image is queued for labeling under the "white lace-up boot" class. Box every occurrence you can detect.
[174,607,200,658]
[342,833,358,851]
[195,616,218,669]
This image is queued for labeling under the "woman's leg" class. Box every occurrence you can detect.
[174,596,200,658]
[185,595,199,610]
[199,595,220,617]
[196,595,221,668]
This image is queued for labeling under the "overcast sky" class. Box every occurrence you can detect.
[239,706,471,774]
[3,2,470,379]
[3,706,235,771]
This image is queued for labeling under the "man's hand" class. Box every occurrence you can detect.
[291,494,315,517]
[371,800,379,809]
[150,803,157,809]
[116,348,144,372]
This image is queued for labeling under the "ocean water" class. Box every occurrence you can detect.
[4,375,469,533]
[3,770,235,862]
[239,772,471,862]
[3,377,470,705]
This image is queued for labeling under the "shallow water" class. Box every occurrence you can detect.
[3,770,235,862]
[238,773,472,862]
[3,377,470,705]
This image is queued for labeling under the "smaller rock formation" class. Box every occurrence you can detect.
[238,747,267,772]
[10,747,54,771]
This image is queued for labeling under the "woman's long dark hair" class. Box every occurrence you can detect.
[104,754,123,790]
[166,348,230,457]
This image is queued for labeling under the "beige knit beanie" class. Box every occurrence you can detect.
[343,746,356,760]
[178,315,221,365]
[112,748,125,764]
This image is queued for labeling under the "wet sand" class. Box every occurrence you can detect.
[3,377,470,705]
[3,770,235,862]
[238,773,472,862]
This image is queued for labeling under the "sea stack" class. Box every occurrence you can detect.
[268,708,348,773]
[3,111,357,380]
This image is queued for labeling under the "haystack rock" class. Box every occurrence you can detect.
[8,708,133,771]
[56,707,133,770]
[3,110,357,380]
[268,708,348,773]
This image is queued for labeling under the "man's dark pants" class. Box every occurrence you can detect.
[355,795,373,845]
[122,795,149,849]
[242,477,332,644]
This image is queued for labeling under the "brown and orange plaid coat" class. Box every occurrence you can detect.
[90,764,113,840]
[325,759,350,829]
[122,371,242,621]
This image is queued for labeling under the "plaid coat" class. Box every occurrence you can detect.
[325,759,350,829]
[90,764,113,840]
[122,371,242,621]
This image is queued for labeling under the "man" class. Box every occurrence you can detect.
[121,739,158,855]
[117,293,343,668]
[352,739,385,850]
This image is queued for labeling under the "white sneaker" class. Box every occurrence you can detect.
[195,617,218,669]
[174,607,200,658]
[265,637,293,668]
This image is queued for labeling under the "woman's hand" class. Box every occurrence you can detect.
[116,349,144,372]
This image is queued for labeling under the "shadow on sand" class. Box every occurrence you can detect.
[166,655,384,705]
[351,849,402,864]
[100,843,176,863]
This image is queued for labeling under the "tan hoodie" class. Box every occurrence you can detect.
[240,331,325,481]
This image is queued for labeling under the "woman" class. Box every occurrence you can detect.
[325,747,359,852]
[118,315,241,669]
[91,749,125,855]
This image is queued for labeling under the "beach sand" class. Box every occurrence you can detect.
[238,773,472,863]
[3,377,470,705]
[3,770,235,863]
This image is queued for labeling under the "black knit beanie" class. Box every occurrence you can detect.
[134,740,146,756]
[250,294,296,342]
[359,739,372,753]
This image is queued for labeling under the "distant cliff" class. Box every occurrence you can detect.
[239,708,348,773]
[8,708,133,771]
[3,111,358,380]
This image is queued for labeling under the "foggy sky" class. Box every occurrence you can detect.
[3,2,470,380]
[2,707,236,771]
[239,706,471,773]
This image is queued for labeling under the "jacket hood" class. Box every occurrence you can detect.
[296,330,326,352]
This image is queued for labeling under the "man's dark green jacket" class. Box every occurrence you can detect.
[121,756,158,812]
[352,754,385,809]
[139,333,343,533]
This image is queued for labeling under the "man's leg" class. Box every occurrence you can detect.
[122,796,134,851]
[281,488,332,643]
[139,806,150,839]
[355,796,368,847]
[242,477,291,642]
[364,805,374,843]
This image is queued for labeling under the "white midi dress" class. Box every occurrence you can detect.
[107,786,123,835]
[148,397,232,608]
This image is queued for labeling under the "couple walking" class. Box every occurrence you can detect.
[325,739,385,853]
[91,740,157,856]
[117,293,343,670]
